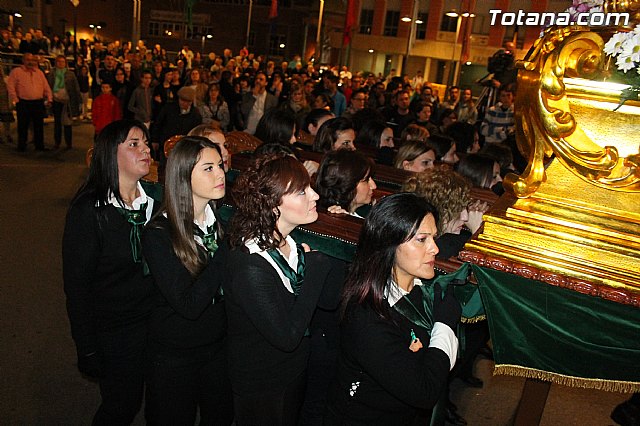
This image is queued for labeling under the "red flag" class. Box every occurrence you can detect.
[343,0,357,45]
[269,0,278,19]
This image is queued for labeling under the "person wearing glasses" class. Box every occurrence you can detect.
[342,88,368,119]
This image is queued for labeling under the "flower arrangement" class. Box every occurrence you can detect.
[563,0,640,108]
[566,0,603,20]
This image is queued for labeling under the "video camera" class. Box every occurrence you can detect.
[487,49,514,75]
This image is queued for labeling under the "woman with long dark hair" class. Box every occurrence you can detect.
[63,119,157,424]
[315,149,376,217]
[225,154,342,425]
[325,193,461,425]
[254,108,297,147]
[354,119,396,165]
[313,117,355,153]
[142,136,233,425]
[456,153,502,190]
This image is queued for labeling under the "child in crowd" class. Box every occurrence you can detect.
[92,82,122,138]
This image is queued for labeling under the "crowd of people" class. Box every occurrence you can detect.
[1,26,538,426]
[2,25,636,426]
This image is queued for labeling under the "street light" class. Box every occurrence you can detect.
[445,10,475,86]
[89,23,102,40]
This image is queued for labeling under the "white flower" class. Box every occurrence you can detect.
[621,33,640,63]
[616,53,636,72]
[604,32,630,56]
[634,24,640,35]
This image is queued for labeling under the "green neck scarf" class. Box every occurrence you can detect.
[115,202,148,264]
[267,243,306,296]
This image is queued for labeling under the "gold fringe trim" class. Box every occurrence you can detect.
[493,364,640,393]
[461,315,486,324]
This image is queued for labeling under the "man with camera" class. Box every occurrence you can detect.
[488,41,517,89]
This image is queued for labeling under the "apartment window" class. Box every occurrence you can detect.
[440,14,458,32]
[359,9,374,34]
[416,13,428,39]
[269,34,286,56]
[384,10,400,37]
[148,22,160,37]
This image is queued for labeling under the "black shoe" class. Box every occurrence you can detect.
[35,147,50,152]
[611,398,640,426]
[461,375,484,388]
[445,405,467,426]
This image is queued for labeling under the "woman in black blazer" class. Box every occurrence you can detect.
[225,153,343,425]
[63,119,157,425]
[325,193,462,425]
[142,135,233,425]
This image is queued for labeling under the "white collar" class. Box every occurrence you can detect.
[194,204,216,234]
[106,181,149,210]
[246,234,295,257]
[386,277,423,307]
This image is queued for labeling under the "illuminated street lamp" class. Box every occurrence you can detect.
[89,23,102,40]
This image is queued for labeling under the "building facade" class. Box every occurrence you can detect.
[341,0,566,87]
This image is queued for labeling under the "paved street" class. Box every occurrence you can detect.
[0,119,628,425]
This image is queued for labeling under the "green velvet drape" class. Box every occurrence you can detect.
[474,265,640,392]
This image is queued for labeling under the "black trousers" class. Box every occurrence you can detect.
[92,320,147,426]
[234,370,307,426]
[299,332,338,426]
[52,101,72,147]
[145,341,234,426]
[16,99,45,150]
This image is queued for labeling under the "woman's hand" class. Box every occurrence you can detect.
[465,201,490,234]
[302,160,319,176]
[327,205,349,215]
[301,243,311,253]
[465,210,484,234]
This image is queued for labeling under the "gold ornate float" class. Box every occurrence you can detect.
[460,3,640,395]
[462,12,640,297]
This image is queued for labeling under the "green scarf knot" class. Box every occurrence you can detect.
[194,224,218,257]
[115,202,148,264]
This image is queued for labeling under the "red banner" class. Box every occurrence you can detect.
[343,0,357,45]
[269,0,278,19]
